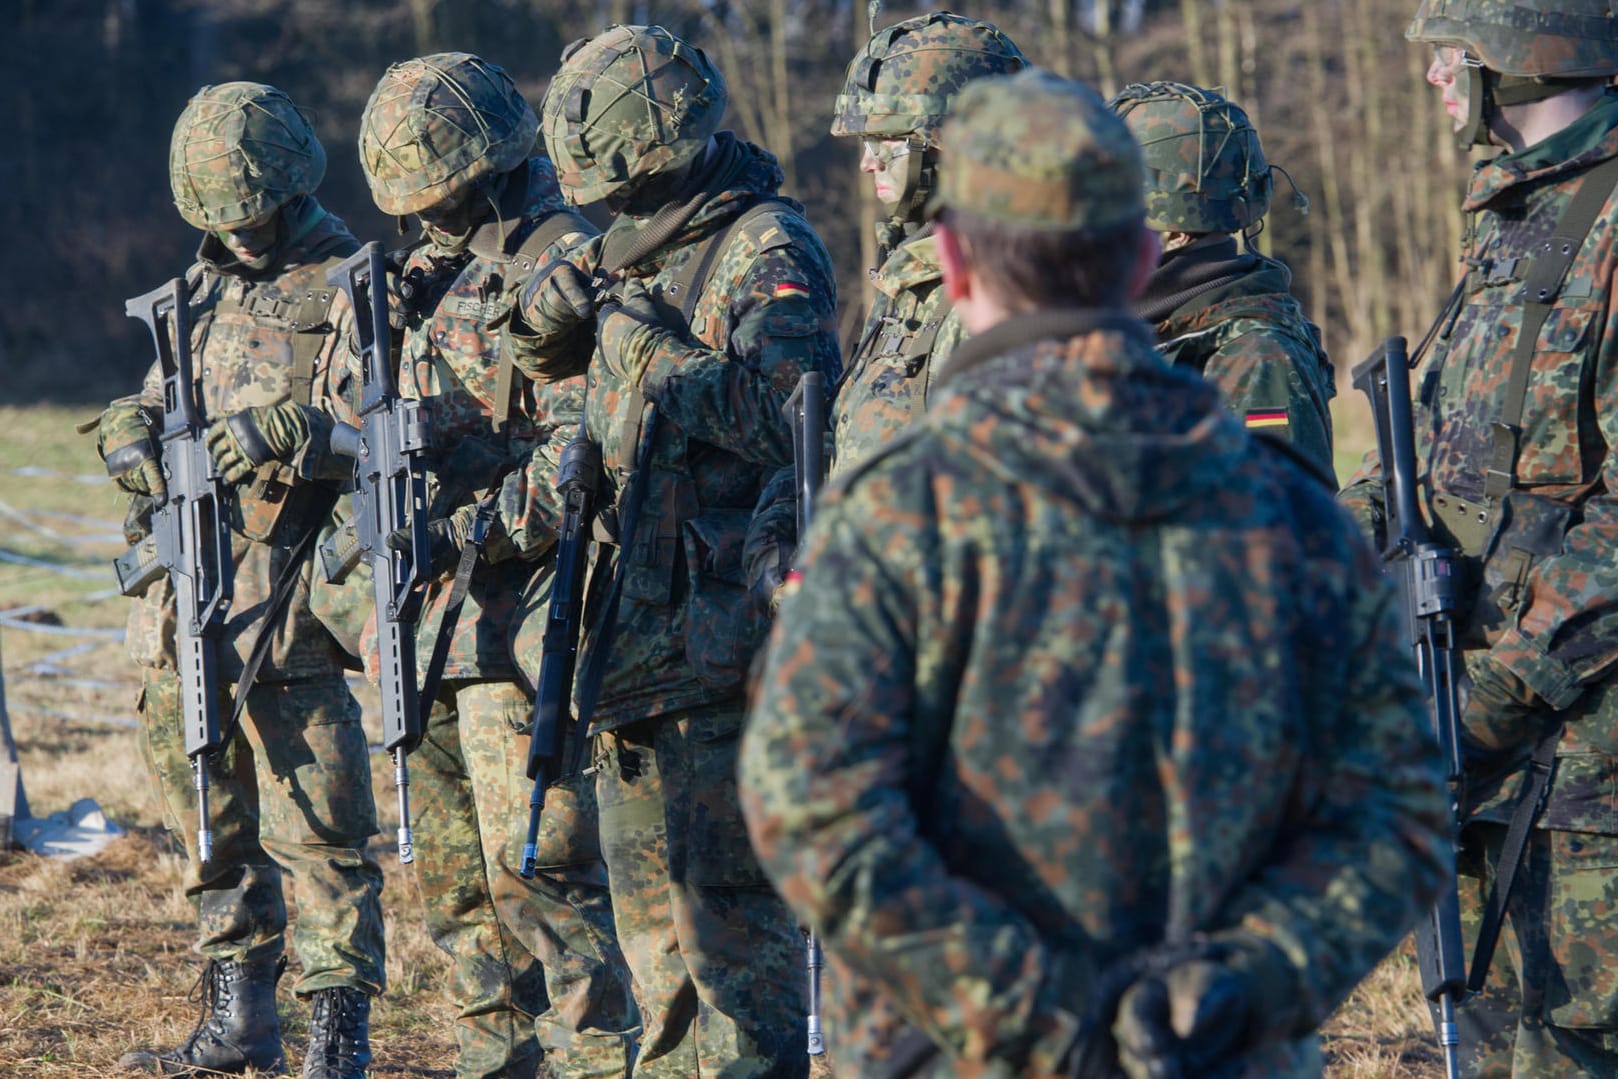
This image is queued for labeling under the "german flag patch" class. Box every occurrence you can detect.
[774,282,811,299]
[1244,409,1289,429]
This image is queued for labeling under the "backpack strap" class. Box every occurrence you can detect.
[604,198,794,470]
[1483,152,1618,502]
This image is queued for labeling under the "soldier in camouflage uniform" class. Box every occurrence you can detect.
[510,24,840,1078]
[1109,81,1336,481]
[90,82,385,1079]
[744,12,1026,605]
[1342,3,1618,1074]
[343,52,635,1079]
[739,68,1451,1079]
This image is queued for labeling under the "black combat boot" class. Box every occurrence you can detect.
[119,957,287,1075]
[300,987,372,1079]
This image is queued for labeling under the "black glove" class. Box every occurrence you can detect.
[521,262,596,337]
[205,402,312,484]
[89,401,167,501]
[1106,934,1300,1079]
[387,504,478,578]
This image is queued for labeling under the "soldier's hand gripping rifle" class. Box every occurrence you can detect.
[785,369,828,1058]
[114,277,234,864]
[520,430,601,879]
[1353,336,1466,1079]
[320,241,431,864]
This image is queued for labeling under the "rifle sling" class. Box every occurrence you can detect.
[1483,153,1618,501]
[216,486,340,750]
[1466,722,1563,995]
[417,492,500,713]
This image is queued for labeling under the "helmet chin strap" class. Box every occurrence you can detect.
[1457,64,1491,149]
[1457,66,1569,150]
[877,135,936,261]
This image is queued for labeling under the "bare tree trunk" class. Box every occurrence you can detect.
[1180,0,1210,88]
[1048,0,1073,78]
[1302,1,1370,357]
[410,0,438,54]
[770,0,796,191]
[1091,2,1117,96]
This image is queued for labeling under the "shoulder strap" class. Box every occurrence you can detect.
[493,210,596,433]
[664,197,795,326]
[1484,152,1618,501]
[605,198,793,468]
[287,252,348,408]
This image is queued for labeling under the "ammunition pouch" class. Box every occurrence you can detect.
[1432,488,1577,648]
[229,462,332,547]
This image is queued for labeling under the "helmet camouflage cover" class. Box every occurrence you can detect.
[1406,0,1618,78]
[928,69,1144,233]
[831,11,1027,145]
[359,52,539,216]
[169,82,326,231]
[1110,81,1273,234]
[541,25,727,205]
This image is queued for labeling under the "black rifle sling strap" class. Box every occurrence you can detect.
[417,495,500,713]
[1468,725,1561,993]
[492,210,597,434]
[218,251,351,749]
[571,198,790,746]
[1462,152,1618,992]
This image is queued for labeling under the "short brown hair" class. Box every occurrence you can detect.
[940,207,1142,310]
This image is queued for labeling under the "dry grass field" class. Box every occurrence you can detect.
[0,403,1438,1076]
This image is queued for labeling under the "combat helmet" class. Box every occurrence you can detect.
[833,12,1026,226]
[541,26,727,206]
[1407,1,1618,145]
[359,52,538,216]
[1407,0,1618,79]
[1109,82,1273,235]
[169,82,326,231]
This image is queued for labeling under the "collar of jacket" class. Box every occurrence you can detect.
[1134,235,1262,325]
[1467,90,1618,210]
[936,307,1153,393]
[874,224,943,298]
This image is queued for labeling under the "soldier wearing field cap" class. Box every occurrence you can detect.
[740,68,1450,1079]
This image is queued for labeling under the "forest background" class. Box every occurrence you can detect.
[4,0,1472,473]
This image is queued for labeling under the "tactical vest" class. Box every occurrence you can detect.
[188,238,351,546]
[1425,152,1618,644]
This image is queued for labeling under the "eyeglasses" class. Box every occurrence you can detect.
[861,137,913,171]
[1430,44,1483,78]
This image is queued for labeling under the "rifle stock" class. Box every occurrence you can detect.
[325,241,431,864]
[120,276,234,863]
[520,431,601,879]
[1352,336,1466,1079]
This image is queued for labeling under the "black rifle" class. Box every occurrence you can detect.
[784,368,828,1058]
[1353,336,1466,1079]
[114,277,234,864]
[320,241,431,865]
[520,431,602,879]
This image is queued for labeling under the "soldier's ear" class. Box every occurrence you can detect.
[935,223,972,306]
